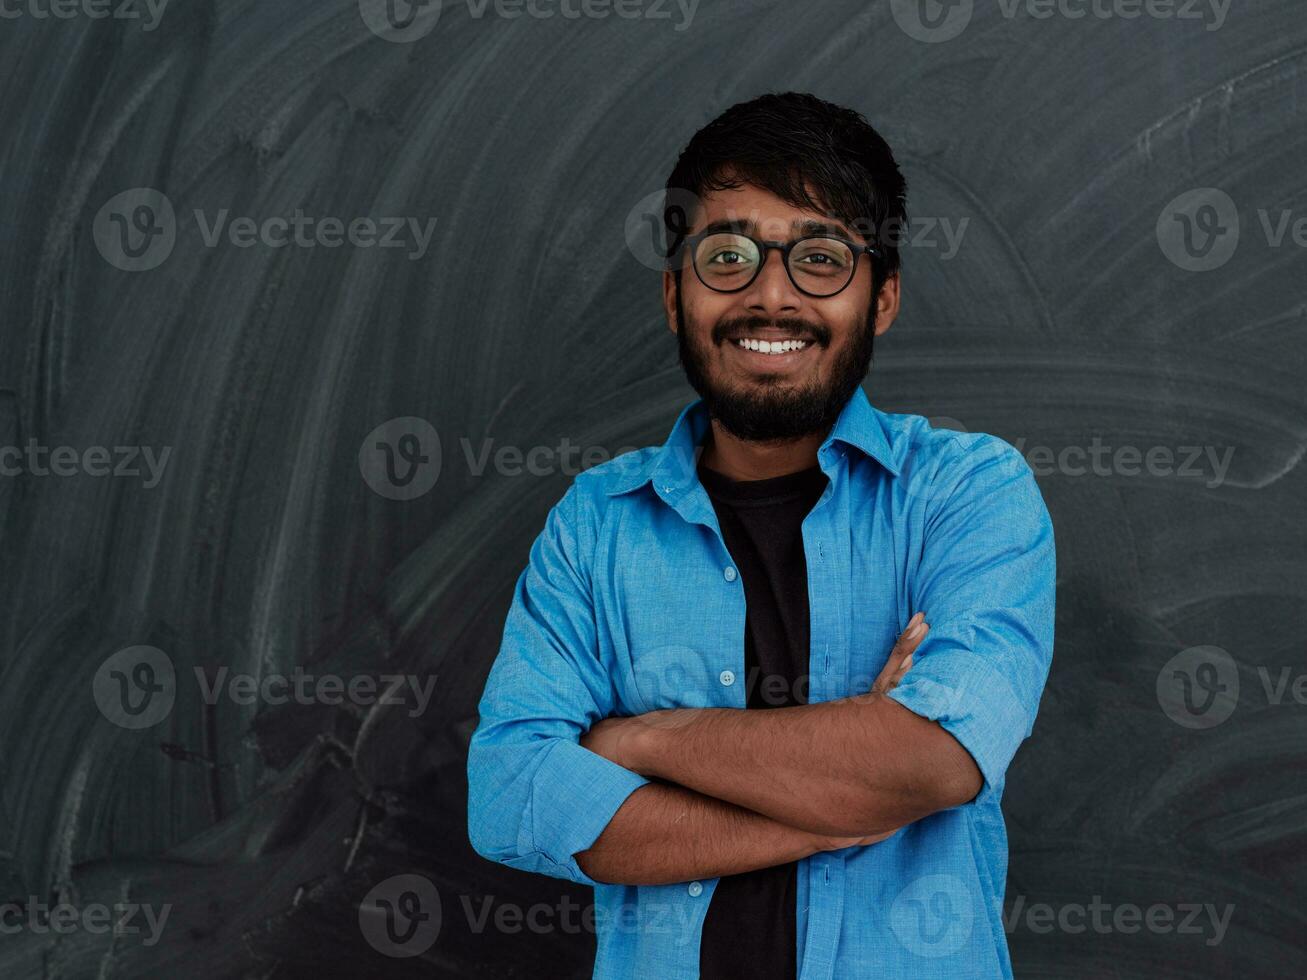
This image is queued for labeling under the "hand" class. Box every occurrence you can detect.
[580,715,641,768]
[814,826,901,851]
[815,614,929,848]
[870,611,929,695]
[581,707,697,774]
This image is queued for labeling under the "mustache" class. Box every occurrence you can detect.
[712,316,831,346]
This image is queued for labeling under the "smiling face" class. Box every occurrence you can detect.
[664,181,900,443]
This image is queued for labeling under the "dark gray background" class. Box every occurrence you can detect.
[1,0,1303,976]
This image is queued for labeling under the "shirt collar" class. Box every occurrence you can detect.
[602,384,901,499]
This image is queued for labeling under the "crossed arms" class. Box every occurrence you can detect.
[467,445,1055,889]
[573,615,983,884]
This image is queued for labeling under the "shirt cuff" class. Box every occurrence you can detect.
[528,738,652,885]
[886,650,1032,798]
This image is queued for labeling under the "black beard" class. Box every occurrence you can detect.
[674,280,876,443]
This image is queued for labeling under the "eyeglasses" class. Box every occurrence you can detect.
[681,230,879,298]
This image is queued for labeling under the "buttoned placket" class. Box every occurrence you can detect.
[796,445,851,980]
[653,475,748,714]
[654,446,851,977]
[647,473,748,936]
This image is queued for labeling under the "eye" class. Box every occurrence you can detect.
[708,249,747,266]
[790,238,854,277]
[693,233,760,285]
[793,247,847,267]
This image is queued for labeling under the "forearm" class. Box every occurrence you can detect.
[627,693,981,837]
[575,780,841,885]
[579,616,979,839]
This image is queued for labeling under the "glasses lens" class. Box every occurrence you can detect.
[693,233,760,290]
[788,237,856,296]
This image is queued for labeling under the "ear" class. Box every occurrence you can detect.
[872,272,901,338]
[663,269,679,336]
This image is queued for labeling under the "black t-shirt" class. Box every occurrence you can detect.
[695,457,829,980]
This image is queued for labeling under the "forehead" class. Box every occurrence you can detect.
[690,183,859,241]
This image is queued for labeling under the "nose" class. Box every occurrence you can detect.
[743,246,802,317]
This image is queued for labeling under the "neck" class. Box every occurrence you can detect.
[699,420,825,481]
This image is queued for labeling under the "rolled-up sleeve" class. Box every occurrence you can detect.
[887,437,1056,799]
[467,483,650,885]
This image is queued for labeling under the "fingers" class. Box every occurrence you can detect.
[820,827,900,851]
[896,611,928,651]
[857,828,901,846]
[889,652,914,688]
[872,611,929,694]
[891,613,929,665]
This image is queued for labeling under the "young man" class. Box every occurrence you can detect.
[468,92,1055,979]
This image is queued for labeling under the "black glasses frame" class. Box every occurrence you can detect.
[681,230,880,298]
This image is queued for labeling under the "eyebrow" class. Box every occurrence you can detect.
[697,217,859,241]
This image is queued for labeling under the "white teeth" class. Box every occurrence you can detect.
[735,339,808,354]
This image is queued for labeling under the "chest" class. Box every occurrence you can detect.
[591,479,910,714]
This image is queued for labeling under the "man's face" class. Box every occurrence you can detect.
[663,182,900,442]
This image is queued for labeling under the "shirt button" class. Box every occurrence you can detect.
[723,566,738,582]
[688,881,703,897]
[719,669,735,686]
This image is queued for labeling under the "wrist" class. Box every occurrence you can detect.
[809,831,846,853]
[625,712,665,776]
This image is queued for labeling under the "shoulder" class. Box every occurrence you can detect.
[878,409,1039,511]
[546,446,661,536]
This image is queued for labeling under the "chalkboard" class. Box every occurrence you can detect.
[0,1,1302,977]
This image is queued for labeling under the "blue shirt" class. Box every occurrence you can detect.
[467,385,1056,979]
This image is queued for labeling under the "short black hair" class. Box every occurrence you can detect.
[663,91,908,298]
